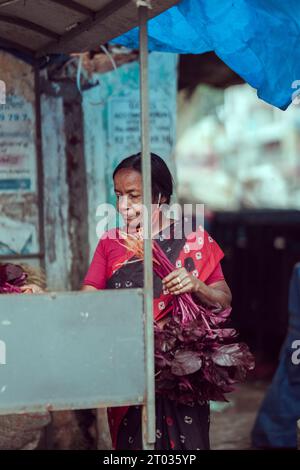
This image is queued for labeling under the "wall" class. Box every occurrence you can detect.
[0,51,40,262]
[83,51,178,260]
[0,50,178,290]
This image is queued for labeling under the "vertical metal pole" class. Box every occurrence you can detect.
[138,4,156,450]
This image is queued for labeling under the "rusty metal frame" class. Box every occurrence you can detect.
[49,0,95,17]
[0,35,33,55]
[0,0,179,58]
[36,0,131,58]
[0,0,131,57]
[0,14,59,39]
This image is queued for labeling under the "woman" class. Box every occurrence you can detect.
[82,152,232,450]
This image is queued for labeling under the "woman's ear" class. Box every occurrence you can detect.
[153,193,167,206]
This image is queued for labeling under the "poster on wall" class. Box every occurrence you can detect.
[0,94,37,193]
[0,51,39,256]
[105,53,178,204]
[0,215,38,255]
[83,52,178,250]
[108,96,174,159]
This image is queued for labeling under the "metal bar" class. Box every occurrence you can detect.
[138,3,156,451]
[0,14,59,39]
[0,253,44,260]
[0,0,22,7]
[36,0,131,57]
[49,0,94,17]
[0,35,33,55]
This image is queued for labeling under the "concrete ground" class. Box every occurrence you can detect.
[210,381,269,450]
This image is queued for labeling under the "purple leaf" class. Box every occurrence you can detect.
[212,343,255,369]
[171,350,202,376]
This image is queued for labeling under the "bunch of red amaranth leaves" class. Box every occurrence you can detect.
[120,230,255,406]
[0,263,27,294]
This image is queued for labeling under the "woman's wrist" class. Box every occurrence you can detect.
[192,278,221,308]
[192,278,208,303]
[192,278,207,296]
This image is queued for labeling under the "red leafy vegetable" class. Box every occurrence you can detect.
[119,229,255,405]
[0,263,27,293]
[171,350,202,376]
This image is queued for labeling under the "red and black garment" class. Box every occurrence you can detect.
[84,217,225,450]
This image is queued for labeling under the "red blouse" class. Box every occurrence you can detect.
[83,227,225,289]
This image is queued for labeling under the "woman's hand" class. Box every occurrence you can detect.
[162,267,199,295]
[162,267,232,310]
[20,284,44,294]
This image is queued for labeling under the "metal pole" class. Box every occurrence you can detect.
[138,3,156,450]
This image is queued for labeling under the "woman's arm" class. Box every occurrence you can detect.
[192,279,232,310]
[81,285,98,292]
[162,268,232,310]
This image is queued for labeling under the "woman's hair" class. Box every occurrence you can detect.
[113,152,174,204]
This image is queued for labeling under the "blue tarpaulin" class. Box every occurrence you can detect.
[113,0,300,110]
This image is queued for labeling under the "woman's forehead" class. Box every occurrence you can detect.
[114,168,142,190]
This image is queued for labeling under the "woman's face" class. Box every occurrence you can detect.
[114,168,143,229]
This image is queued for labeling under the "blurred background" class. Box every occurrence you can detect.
[0,44,299,449]
[176,76,300,367]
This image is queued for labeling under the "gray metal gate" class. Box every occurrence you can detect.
[0,290,146,412]
[0,287,154,448]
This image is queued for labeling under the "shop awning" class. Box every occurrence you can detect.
[0,0,179,58]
